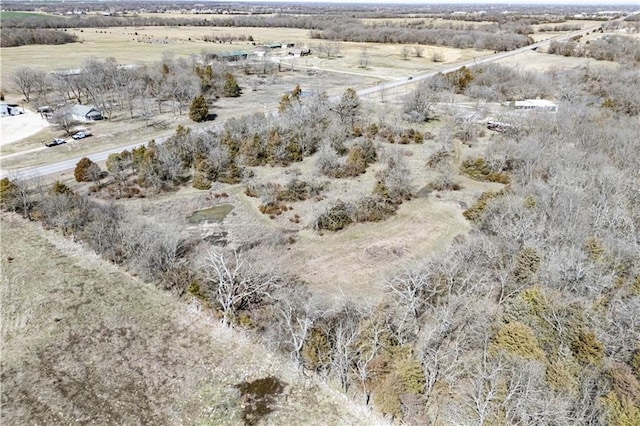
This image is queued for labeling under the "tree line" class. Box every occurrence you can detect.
[0,28,78,47]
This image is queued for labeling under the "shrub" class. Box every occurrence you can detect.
[571,329,604,365]
[512,247,541,288]
[50,181,73,195]
[463,190,502,222]
[545,358,578,393]
[460,158,510,184]
[74,157,100,182]
[0,177,19,211]
[258,202,289,217]
[301,328,331,372]
[277,178,324,202]
[314,200,353,231]
[602,391,640,426]
[342,147,367,177]
[374,374,404,419]
[394,357,425,395]
[631,348,640,379]
[354,196,397,223]
[192,171,211,190]
[493,321,546,361]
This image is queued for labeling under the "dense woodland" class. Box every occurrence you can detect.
[3,2,640,423]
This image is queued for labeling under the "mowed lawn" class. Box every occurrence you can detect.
[0,213,383,425]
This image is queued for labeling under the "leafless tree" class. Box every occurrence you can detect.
[413,46,425,58]
[401,46,411,60]
[431,51,445,62]
[465,341,504,425]
[359,47,369,68]
[404,80,440,122]
[275,288,320,363]
[50,106,77,135]
[12,67,46,102]
[201,249,280,327]
[120,220,182,282]
[328,306,360,392]
[318,41,341,59]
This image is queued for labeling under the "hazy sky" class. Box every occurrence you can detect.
[236,0,639,5]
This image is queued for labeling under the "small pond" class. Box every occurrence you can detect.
[235,376,285,426]
[186,204,234,223]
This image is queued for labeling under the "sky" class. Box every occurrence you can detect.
[231,1,639,5]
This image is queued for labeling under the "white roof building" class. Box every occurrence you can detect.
[514,99,558,112]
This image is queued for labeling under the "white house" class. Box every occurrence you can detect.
[70,105,103,122]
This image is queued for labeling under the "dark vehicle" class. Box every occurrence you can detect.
[45,138,66,147]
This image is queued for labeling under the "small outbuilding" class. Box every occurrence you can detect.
[70,104,103,122]
[0,103,24,117]
[514,99,558,112]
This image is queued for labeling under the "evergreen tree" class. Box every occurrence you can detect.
[189,94,208,122]
[223,73,241,98]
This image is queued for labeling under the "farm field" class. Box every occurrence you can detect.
[0,23,492,90]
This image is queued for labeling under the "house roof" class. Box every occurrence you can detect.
[71,104,101,117]
[514,99,557,108]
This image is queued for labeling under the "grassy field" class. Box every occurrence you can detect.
[0,212,385,425]
[0,23,489,93]
[0,11,50,20]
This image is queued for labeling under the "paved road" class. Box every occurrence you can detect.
[0,22,608,181]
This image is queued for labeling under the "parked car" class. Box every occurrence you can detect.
[72,131,89,140]
[45,138,66,147]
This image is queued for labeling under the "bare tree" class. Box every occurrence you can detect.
[465,343,504,425]
[12,67,46,102]
[277,294,319,364]
[359,47,369,68]
[403,80,440,122]
[50,106,77,135]
[413,46,425,58]
[202,249,279,327]
[318,41,341,59]
[431,51,445,62]
[328,307,360,392]
[401,46,411,60]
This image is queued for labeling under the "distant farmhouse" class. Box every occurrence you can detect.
[514,99,558,112]
[202,42,310,63]
[71,105,103,122]
[0,103,24,117]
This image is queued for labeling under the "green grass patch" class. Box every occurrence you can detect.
[0,11,50,20]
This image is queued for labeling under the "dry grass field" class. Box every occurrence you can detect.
[0,212,386,425]
[0,23,490,94]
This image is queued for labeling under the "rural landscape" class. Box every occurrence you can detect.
[1,1,640,424]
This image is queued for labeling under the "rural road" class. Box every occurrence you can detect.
[0,22,608,181]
